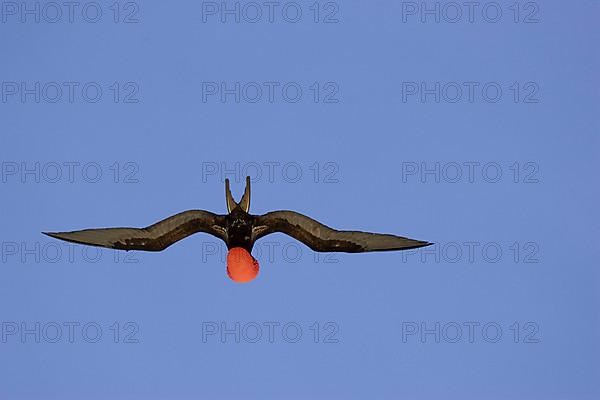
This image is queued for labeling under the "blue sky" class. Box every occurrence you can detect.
[1,1,598,398]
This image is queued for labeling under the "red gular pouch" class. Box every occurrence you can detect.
[226,247,259,283]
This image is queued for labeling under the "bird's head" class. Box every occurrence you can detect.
[226,247,259,283]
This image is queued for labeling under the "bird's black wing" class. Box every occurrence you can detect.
[252,210,431,253]
[43,210,227,251]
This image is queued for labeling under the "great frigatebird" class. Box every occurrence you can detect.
[43,177,431,282]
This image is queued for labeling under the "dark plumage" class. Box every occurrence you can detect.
[44,176,432,254]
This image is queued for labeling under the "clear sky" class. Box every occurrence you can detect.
[1,1,598,399]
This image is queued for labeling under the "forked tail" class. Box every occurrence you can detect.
[225,176,251,213]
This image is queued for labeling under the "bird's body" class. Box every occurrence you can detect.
[44,177,432,282]
[225,208,255,252]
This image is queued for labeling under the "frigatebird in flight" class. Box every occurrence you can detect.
[44,177,431,283]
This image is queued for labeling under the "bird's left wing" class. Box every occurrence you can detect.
[252,210,431,253]
[43,210,227,251]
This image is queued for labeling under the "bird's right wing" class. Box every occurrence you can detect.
[43,210,227,251]
[252,210,431,253]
